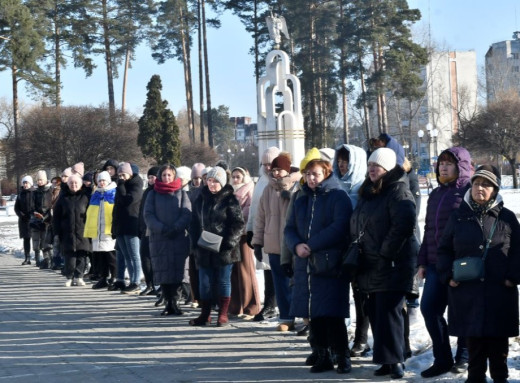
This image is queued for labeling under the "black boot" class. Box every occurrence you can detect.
[390,363,405,379]
[155,294,165,307]
[310,348,334,373]
[21,253,31,265]
[189,300,212,326]
[161,299,174,316]
[336,346,352,374]
[305,348,318,366]
[34,251,41,267]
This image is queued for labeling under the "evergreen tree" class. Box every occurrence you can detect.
[138,75,181,165]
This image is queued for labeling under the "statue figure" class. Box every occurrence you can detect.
[266,12,290,46]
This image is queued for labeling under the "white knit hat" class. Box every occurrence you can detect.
[368,148,396,171]
[21,175,33,187]
[97,171,111,184]
[206,166,227,186]
[176,166,192,185]
[36,170,48,184]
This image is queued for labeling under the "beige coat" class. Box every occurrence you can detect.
[252,171,301,255]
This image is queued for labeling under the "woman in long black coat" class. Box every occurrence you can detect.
[53,174,92,287]
[144,165,192,316]
[15,176,34,265]
[189,166,244,327]
[350,148,417,379]
[437,165,520,383]
[285,159,352,374]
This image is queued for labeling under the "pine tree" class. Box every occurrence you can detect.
[138,75,181,165]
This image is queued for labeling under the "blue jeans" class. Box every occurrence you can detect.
[420,264,468,366]
[269,253,294,322]
[116,235,142,284]
[198,264,233,300]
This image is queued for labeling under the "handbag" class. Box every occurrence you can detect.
[196,201,223,253]
[341,218,369,278]
[308,249,343,277]
[452,217,498,282]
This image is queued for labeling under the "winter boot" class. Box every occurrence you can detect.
[305,348,319,366]
[216,296,231,327]
[34,251,41,267]
[310,348,334,373]
[189,300,212,326]
[336,349,352,374]
[21,252,31,265]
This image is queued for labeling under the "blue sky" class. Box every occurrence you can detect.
[1,1,519,123]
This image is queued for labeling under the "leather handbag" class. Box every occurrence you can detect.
[341,240,361,278]
[452,216,498,283]
[196,201,223,253]
[308,249,342,277]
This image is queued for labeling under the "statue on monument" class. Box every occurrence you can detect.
[266,11,290,46]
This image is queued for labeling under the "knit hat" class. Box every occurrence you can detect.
[202,167,213,177]
[300,148,321,172]
[68,174,82,187]
[130,163,139,175]
[271,153,292,173]
[191,163,205,179]
[72,162,84,177]
[176,166,192,185]
[36,170,48,184]
[471,165,501,189]
[62,167,72,177]
[118,162,133,176]
[97,171,111,184]
[367,148,396,171]
[319,148,335,163]
[262,146,281,165]
[206,166,227,186]
[147,166,160,177]
[83,171,94,183]
[21,175,33,187]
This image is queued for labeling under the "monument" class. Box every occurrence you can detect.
[257,13,305,167]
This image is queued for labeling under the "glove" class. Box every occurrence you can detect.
[281,263,294,278]
[253,245,263,262]
[246,231,254,249]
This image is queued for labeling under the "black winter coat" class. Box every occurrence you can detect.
[350,167,418,294]
[112,175,143,237]
[52,188,91,253]
[437,194,520,337]
[15,188,34,238]
[144,188,191,285]
[138,184,154,238]
[32,183,53,223]
[191,185,245,267]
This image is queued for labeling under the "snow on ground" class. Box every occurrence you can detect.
[2,186,520,381]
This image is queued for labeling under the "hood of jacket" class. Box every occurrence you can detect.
[435,146,472,188]
[333,144,367,193]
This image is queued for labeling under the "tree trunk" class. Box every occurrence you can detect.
[509,158,518,189]
[358,48,371,141]
[11,66,20,190]
[121,46,131,117]
[197,0,205,144]
[338,0,348,144]
[179,5,194,143]
[201,0,213,147]
[54,3,61,108]
[102,0,116,126]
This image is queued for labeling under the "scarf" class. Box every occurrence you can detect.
[469,195,495,220]
[154,178,182,194]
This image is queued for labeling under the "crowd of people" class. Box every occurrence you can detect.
[14,136,520,383]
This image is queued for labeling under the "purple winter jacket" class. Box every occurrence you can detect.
[417,147,472,266]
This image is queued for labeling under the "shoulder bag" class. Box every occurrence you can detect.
[452,216,498,283]
[196,201,223,253]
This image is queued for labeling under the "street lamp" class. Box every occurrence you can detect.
[417,123,439,174]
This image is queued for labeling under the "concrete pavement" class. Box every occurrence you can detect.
[0,252,427,382]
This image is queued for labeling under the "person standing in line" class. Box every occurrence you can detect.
[138,166,160,296]
[31,170,53,268]
[53,174,91,287]
[229,166,261,319]
[84,171,117,290]
[350,148,417,379]
[247,147,280,322]
[252,153,301,331]
[417,147,472,378]
[285,159,353,374]
[102,159,119,183]
[15,176,34,265]
[437,165,520,383]
[144,165,192,316]
[189,166,244,327]
[111,162,144,294]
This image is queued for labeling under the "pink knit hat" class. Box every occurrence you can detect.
[262,147,280,165]
[72,162,84,177]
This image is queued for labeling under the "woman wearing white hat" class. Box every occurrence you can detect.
[15,176,34,265]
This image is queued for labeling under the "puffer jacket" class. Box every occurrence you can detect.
[285,175,352,318]
[332,144,367,209]
[437,193,520,337]
[252,169,301,254]
[418,147,472,266]
[191,184,245,267]
[15,188,34,238]
[350,166,418,294]
[112,174,143,237]
[53,188,91,253]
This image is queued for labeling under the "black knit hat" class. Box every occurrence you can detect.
[148,166,160,177]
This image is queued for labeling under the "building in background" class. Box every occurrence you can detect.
[229,116,257,144]
[485,32,520,103]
